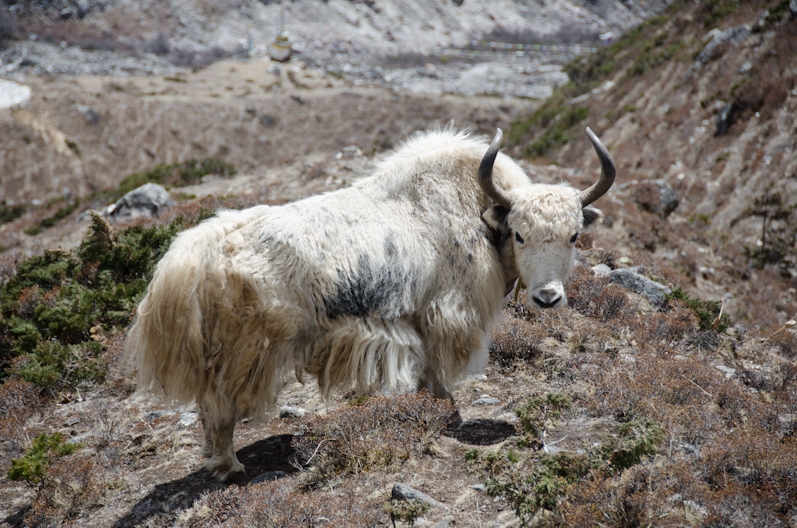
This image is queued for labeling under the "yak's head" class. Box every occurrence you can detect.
[480,128,615,309]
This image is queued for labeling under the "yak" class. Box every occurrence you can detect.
[126,127,615,480]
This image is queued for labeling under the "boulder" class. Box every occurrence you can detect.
[609,268,671,307]
[105,183,173,220]
[391,483,446,509]
[694,25,751,66]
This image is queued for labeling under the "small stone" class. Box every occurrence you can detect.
[279,405,307,418]
[146,411,165,421]
[251,470,286,484]
[179,412,198,427]
[391,483,446,509]
[716,102,733,136]
[472,374,487,381]
[77,105,99,124]
[714,365,737,379]
[470,483,487,492]
[472,397,500,406]
[433,517,455,528]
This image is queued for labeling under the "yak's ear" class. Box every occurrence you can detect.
[482,205,510,232]
[582,206,602,227]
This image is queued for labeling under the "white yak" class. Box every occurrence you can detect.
[126,127,615,480]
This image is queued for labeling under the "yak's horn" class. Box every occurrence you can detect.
[579,127,616,208]
[479,129,512,210]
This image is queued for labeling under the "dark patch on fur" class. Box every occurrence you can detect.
[325,253,414,319]
[384,233,398,258]
[481,205,510,249]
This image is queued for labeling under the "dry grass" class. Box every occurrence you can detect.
[293,392,457,486]
[172,478,385,528]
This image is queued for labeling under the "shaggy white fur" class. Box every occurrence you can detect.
[126,128,612,481]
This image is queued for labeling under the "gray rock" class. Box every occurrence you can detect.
[633,179,679,218]
[592,263,612,277]
[609,269,671,307]
[179,412,198,427]
[433,517,455,528]
[251,470,286,484]
[694,25,751,66]
[391,483,446,509]
[77,105,99,124]
[716,102,733,135]
[105,183,173,219]
[714,365,737,379]
[279,405,307,418]
[472,397,500,406]
[470,483,487,492]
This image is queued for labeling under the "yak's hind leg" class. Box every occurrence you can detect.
[197,404,213,459]
[417,367,453,401]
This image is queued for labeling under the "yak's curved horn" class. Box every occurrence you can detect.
[579,127,616,208]
[479,128,512,210]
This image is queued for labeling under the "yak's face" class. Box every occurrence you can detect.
[478,127,614,308]
[484,185,600,309]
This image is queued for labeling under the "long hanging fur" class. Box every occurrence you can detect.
[125,127,610,481]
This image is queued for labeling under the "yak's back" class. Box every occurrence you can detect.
[358,128,531,206]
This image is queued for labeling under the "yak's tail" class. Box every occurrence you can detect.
[125,206,279,418]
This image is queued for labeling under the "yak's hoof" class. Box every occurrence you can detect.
[206,458,245,482]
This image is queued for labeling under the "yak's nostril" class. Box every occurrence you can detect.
[533,295,561,309]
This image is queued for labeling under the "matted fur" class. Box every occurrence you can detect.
[126,128,607,480]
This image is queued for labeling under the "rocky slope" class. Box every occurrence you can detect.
[1,1,797,527]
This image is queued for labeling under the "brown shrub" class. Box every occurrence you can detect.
[24,454,103,528]
[633,302,699,348]
[172,478,385,527]
[0,378,43,442]
[566,266,629,322]
[564,462,709,528]
[293,392,456,485]
[489,312,547,366]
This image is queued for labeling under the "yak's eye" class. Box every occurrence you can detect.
[515,232,525,245]
[570,233,579,244]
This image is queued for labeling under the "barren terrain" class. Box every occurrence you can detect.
[1,0,797,527]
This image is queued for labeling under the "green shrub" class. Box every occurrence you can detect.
[117,158,236,196]
[7,432,81,484]
[0,213,190,380]
[667,288,730,332]
[24,200,82,235]
[511,104,589,158]
[0,201,26,225]
[600,419,665,474]
[13,340,104,390]
[516,392,572,442]
[468,406,665,524]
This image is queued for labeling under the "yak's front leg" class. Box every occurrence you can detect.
[203,415,244,481]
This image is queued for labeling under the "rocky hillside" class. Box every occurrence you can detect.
[1,0,797,527]
[506,0,797,329]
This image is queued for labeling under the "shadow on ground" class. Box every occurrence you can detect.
[444,419,518,445]
[111,434,296,528]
